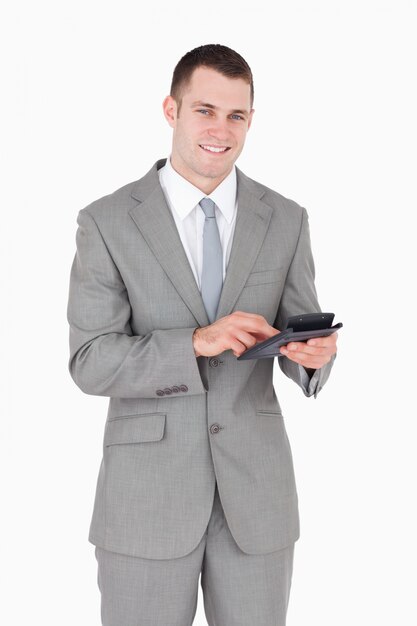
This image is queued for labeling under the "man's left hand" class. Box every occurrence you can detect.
[279,332,338,370]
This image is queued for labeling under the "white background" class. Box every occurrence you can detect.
[2,1,416,624]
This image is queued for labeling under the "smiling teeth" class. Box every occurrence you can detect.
[200,145,228,153]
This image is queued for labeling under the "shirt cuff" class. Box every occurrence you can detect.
[298,364,320,397]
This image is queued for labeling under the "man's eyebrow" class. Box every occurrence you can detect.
[190,100,249,116]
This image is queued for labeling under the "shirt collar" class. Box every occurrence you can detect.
[159,154,237,224]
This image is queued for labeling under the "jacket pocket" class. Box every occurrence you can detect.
[104,413,166,446]
[244,267,284,287]
[256,410,283,417]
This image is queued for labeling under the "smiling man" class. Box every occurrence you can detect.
[67,44,338,626]
[164,65,253,195]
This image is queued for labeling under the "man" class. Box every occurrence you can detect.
[67,44,337,626]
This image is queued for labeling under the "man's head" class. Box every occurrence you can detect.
[162,44,255,194]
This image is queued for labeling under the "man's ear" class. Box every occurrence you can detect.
[247,108,255,131]
[162,95,177,129]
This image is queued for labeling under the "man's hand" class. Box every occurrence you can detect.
[193,311,281,358]
[279,332,338,369]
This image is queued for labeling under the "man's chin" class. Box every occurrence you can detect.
[195,160,233,180]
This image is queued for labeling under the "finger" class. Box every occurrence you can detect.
[284,341,330,356]
[251,331,274,343]
[285,342,336,358]
[232,312,277,336]
[281,349,331,368]
[307,332,338,348]
[233,311,267,321]
[232,330,259,353]
[247,323,280,339]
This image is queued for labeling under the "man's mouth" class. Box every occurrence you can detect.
[199,144,231,154]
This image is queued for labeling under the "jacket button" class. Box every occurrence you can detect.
[156,389,165,396]
[172,386,180,393]
[209,357,220,367]
[210,423,222,434]
[163,387,173,395]
[179,384,188,392]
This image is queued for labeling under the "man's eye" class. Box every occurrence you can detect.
[196,110,243,120]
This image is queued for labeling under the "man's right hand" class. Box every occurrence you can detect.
[192,311,281,358]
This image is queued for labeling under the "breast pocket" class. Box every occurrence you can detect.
[244,267,284,287]
[104,413,166,446]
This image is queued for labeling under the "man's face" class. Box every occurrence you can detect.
[162,66,254,194]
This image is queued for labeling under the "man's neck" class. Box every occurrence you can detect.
[169,155,232,195]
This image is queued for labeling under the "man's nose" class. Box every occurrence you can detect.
[207,117,232,141]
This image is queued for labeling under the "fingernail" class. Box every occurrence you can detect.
[308,340,316,346]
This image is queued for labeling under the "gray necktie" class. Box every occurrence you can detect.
[199,197,223,323]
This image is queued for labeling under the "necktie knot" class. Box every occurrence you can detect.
[199,197,216,218]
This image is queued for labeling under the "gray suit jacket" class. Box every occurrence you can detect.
[67,158,336,560]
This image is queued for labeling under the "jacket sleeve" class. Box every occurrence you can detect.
[67,209,209,398]
[274,207,336,399]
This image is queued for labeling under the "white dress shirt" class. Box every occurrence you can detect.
[158,153,237,290]
[158,155,315,393]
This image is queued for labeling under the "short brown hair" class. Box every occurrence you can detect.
[170,44,254,116]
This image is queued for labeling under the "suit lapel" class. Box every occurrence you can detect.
[130,170,209,328]
[129,159,273,327]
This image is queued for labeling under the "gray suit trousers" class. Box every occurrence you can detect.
[95,482,295,626]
